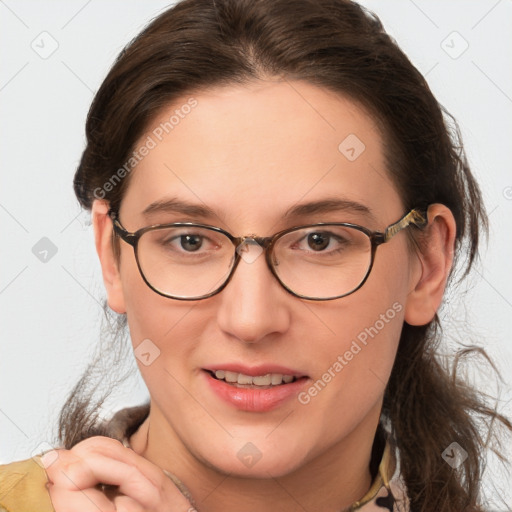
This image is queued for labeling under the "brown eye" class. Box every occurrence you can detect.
[179,234,203,252]
[307,233,330,251]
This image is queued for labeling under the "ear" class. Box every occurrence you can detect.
[404,204,456,326]
[91,200,126,314]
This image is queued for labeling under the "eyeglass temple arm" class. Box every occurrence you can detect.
[108,209,138,246]
[383,207,429,242]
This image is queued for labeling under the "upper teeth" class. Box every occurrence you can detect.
[214,370,295,386]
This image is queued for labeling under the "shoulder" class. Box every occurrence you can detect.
[0,457,54,512]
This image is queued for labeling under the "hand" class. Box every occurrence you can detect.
[41,436,196,512]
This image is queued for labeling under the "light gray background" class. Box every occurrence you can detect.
[1,0,511,508]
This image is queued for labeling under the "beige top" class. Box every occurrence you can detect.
[0,405,409,511]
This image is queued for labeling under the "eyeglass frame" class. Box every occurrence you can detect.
[108,206,429,301]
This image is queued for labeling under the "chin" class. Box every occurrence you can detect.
[194,437,309,479]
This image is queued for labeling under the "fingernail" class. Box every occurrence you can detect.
[40,450,59,468]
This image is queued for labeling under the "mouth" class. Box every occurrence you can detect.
[202,364,309,411]
[205,369,300,389]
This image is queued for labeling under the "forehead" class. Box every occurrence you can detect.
[121,80,401,228]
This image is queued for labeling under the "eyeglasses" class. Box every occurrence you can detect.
[108,207,428,301]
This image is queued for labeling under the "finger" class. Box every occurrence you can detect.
[82,453,197,511]
[47,442,196,510]
[49,476,153,512]
[43,448,81,485]
[113,495,146,512]
[48,451,160,502]
[71,437,192,499]
[48,484,116,512]
[73,437,165,487]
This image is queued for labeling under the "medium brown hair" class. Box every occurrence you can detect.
[61,1,511,510]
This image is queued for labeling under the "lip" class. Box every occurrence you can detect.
[201,364,309,412]
[203,363,307,378]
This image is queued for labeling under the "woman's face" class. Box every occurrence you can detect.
[104,80,422,477]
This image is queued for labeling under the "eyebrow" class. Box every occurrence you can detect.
[141,197,374,222]
[283,198,374,220]
[142,198,217,219]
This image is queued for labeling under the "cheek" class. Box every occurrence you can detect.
[294,296,404,454]
[118,249,205,370]
[119,245,172,333]
[336,243,410,380]
[298,243,410,426]
[306,294,405,396]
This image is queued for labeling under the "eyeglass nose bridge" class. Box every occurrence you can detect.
[232,234,275,265]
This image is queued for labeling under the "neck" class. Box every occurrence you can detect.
[129,403,382,512]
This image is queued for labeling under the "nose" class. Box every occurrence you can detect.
[215,243,291,344]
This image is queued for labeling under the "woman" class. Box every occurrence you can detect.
[1,0,510,510]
